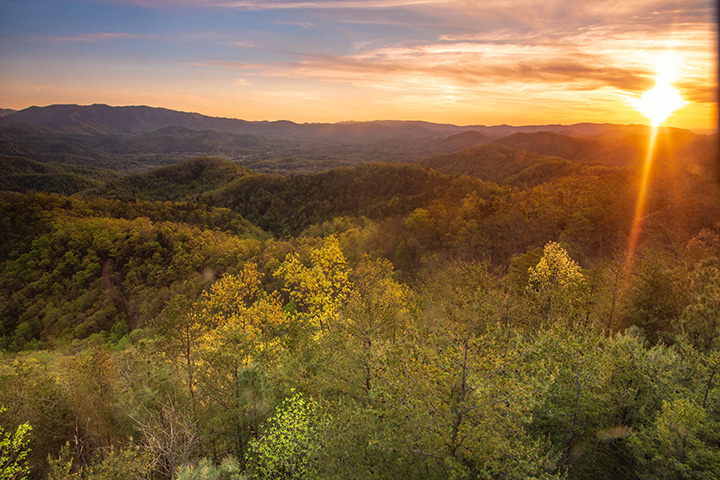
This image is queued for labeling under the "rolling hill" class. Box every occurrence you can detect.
[422,143,584,187]
[91,156,253,202]
[0,154,115,194]
[199,162,503,236]
[0,104,714,187]
[429,130,494,153]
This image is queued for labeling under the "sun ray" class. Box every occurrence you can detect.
[625,125,659,269]
[622,51,688,279]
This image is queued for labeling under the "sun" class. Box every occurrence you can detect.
[632,82,687,126]
[631,53,688,126]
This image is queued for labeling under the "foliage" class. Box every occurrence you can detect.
[422,142,582,188]
[0,408,31,480]
[246,392,327,480]
[526,241,588,326]
[91,157,252,202]
[624,250,687,344]
[0,128,719,479]
[678,260,720,351]
[276,236,352,333]
[176,456,245,480]
[47,442,153,480]
[0,195,265,349]
[202,163,502,237]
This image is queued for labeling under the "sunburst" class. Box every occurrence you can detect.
[631,53,688,126]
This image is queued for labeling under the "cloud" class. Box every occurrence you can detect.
[248,41,653,92]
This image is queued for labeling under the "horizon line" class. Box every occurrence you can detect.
[3,101,706,133]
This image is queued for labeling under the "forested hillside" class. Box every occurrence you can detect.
[0,108,719,480]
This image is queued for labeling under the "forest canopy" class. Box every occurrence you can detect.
[0,119,719,480]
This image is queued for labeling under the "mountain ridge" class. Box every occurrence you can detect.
[0,103,689,139]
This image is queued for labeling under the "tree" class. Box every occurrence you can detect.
[175,456,244,480]
[336,257,411,395]
[0,409,31,480]
[624,250,686,344]
[677,260,720,351]
[369,320,558,480]
[130,401,197,480]
[247,392,327,480]
[0,360,75,477]
[275,236,352,333]
[155,293,207,403]
[47,441,152,480]
[631,398,720,479]
[195,263,287,461]
[526,241,587,326]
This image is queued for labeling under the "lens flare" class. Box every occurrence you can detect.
[632,83,687,126]
[621,52,688,299]
[631,52,688,126]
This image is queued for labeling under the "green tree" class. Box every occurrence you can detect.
[0,360,75,478]
[677,260,720,351]
[155,293,207,403]
[247,392,327,480]
[625,250,686,344]
[631,398,720,479]
[0,409,31,480]
[47,442,152,480]
[176,457,244,480]
[371,320,558,480]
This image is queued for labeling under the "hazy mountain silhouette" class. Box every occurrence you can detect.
[430,131,494,153]
[0,103,687,140]
[0,104,713,181]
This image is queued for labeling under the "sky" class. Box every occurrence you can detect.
[0,0,716,130]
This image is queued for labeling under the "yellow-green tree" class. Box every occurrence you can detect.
[199,262,286,365]
[247,392,328,480]
[527,241,587,326]
[275,236,352,332]
[196,262,288,460]
[318,257,411,397]
[0,409,31,480]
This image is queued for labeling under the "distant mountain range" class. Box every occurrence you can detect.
[0,103,716,193]
[0,103,668,140]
